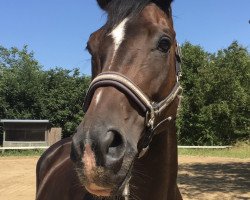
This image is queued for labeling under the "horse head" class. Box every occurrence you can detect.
[71,0,181,198]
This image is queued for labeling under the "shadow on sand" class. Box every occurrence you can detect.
[178,161,250,199]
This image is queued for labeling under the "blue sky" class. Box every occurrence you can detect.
[0,0,249,75]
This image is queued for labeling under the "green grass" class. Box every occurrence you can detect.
[0,149,45,157]
[178,141,250,159]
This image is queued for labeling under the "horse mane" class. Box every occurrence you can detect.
[105,0,173,31]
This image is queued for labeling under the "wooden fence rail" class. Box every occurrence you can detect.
[178,146,232,149]
[0,145,232,153]
[0,146,49,150]
[0,146,49,153]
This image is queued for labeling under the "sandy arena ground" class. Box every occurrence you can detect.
[0,156,249,200]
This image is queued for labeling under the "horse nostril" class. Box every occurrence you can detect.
[109,130,123,148]
[105,130,125,157]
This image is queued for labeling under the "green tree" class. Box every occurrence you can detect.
[178,42,250,145]
[0,45,90,138]
[0,45,45,119]
[41,68,90,137]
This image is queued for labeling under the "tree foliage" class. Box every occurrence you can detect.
[178,41,250,145]
[0,46,90,138]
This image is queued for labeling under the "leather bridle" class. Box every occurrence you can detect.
[83,43,182,158]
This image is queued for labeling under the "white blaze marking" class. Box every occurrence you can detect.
[109,18,129,68]
[95,90,103,105]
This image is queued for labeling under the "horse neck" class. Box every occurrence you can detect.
[131,122,178,200]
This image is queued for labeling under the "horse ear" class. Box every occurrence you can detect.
[154,0,174,11]
[96,0,112,10]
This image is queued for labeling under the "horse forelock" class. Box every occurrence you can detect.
[105,0,151,31]
[105,0,173,31]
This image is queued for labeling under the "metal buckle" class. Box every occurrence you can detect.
[138,146,149,158]
[138,112,155,159]
[176,43,182,62]
[175,43,182,81]
[122,180,130,200]
[146,109,155,128]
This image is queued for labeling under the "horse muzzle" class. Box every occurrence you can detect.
[71,125,136,197]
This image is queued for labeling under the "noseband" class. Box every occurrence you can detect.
[83,44,182,158]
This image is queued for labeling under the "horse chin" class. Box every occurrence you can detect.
[75,159,134,197]
[84,174,132,197]
[72,140,137,197]
[85,184,113,197]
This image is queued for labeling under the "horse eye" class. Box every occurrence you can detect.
[157,37,171,53]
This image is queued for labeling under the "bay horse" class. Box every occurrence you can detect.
[36,0,183,199]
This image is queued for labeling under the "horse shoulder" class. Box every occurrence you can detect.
[36,137,87,200]
[36,137,72,188]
